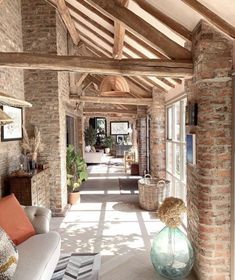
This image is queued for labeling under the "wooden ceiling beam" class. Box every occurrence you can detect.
[56,0,80,45]
[84,107,137,115]
[83,0,191,59]
[113,0,129,59]
[181,0,235,38]
[100,91,133,97]
[0,52,193,77]
[133,0,192,41]
[113,22,126,59]
[71,95,152,105]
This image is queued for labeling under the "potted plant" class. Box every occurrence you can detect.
[103,136,114,154]
[66,145,88,204]
[84,126,97,152]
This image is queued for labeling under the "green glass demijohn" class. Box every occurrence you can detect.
[150,226,194,279]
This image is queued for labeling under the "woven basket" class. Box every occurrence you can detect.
[138,175,170,211]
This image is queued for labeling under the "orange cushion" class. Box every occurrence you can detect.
[0,194,35,245]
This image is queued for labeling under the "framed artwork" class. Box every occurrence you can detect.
[186,103,198,126]
[186,134,196,165]
[1,106,23,141]
[110,121,129,135]
[116,135,124,144]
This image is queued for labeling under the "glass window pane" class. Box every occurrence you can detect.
[174,143,180,178]
[181,100,186,142]
[174,102,181,141]
[167,107,172,140]
[166,142,172,173]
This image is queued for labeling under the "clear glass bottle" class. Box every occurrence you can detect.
[151,226,194,279]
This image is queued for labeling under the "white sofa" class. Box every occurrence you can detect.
[14,206,61,280]
[84,150,104,164]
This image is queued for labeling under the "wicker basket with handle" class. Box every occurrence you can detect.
[138,174,170,211]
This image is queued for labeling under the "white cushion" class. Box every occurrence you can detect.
[14,231,61,280]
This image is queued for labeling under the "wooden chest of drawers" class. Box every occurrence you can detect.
[9,169,50,208]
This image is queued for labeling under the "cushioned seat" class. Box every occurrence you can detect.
[14,231,61,280]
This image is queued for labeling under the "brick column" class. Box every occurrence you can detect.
[148,89,166,178]
[137,106,148,176]
[22,0,69,215]
[187,20,233,280]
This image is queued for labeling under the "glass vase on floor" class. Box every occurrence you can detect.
[150,226,194,279]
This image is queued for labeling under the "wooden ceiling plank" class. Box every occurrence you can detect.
[83,0,192,59]
[71,95,152,105]
[133,0,192,41]
[157,77,175,88]
[79,32,113,57]
[56,0,80,45]
[68,4,113,38]
[0,52,192,77]
[73,16,113,48]
[139,76,167,92]
[181,0,235,38]
[74,0,113,25]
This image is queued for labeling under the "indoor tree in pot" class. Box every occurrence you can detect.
[66,145,88,204]
[103,136,114,154]
[84,126,97,152]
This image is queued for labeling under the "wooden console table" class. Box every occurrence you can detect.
[9,168,50,208]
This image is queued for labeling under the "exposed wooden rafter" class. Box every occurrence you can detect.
[113,0,129,59]
[76,73,89,88]
[181,0,235,38]
[0,53,193,77]
[83,0,191,59]
[56,0,80,45]
[133,0,192,41]
[67,2,182,85]
[70,95,152,106]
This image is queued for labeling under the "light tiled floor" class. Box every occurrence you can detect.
[51,155,197,280]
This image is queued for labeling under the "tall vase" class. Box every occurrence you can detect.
[150,226,194,279]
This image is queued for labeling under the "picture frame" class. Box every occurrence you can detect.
[1,106,23,141]
[116,135,124,144]
[110,121,129,135]
[186,134,196,165]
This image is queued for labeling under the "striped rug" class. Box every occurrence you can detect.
[51,253,101,280]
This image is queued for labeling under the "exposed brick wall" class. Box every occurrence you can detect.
[187,20,233,280]
[57,14,69,211]
[137,106,147,176]
[148,89,166,178]
[22,0,69,213]
[0,0,24,197]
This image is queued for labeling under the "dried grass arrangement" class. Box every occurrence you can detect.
[21,126,44,155]
[158,197,186,228]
